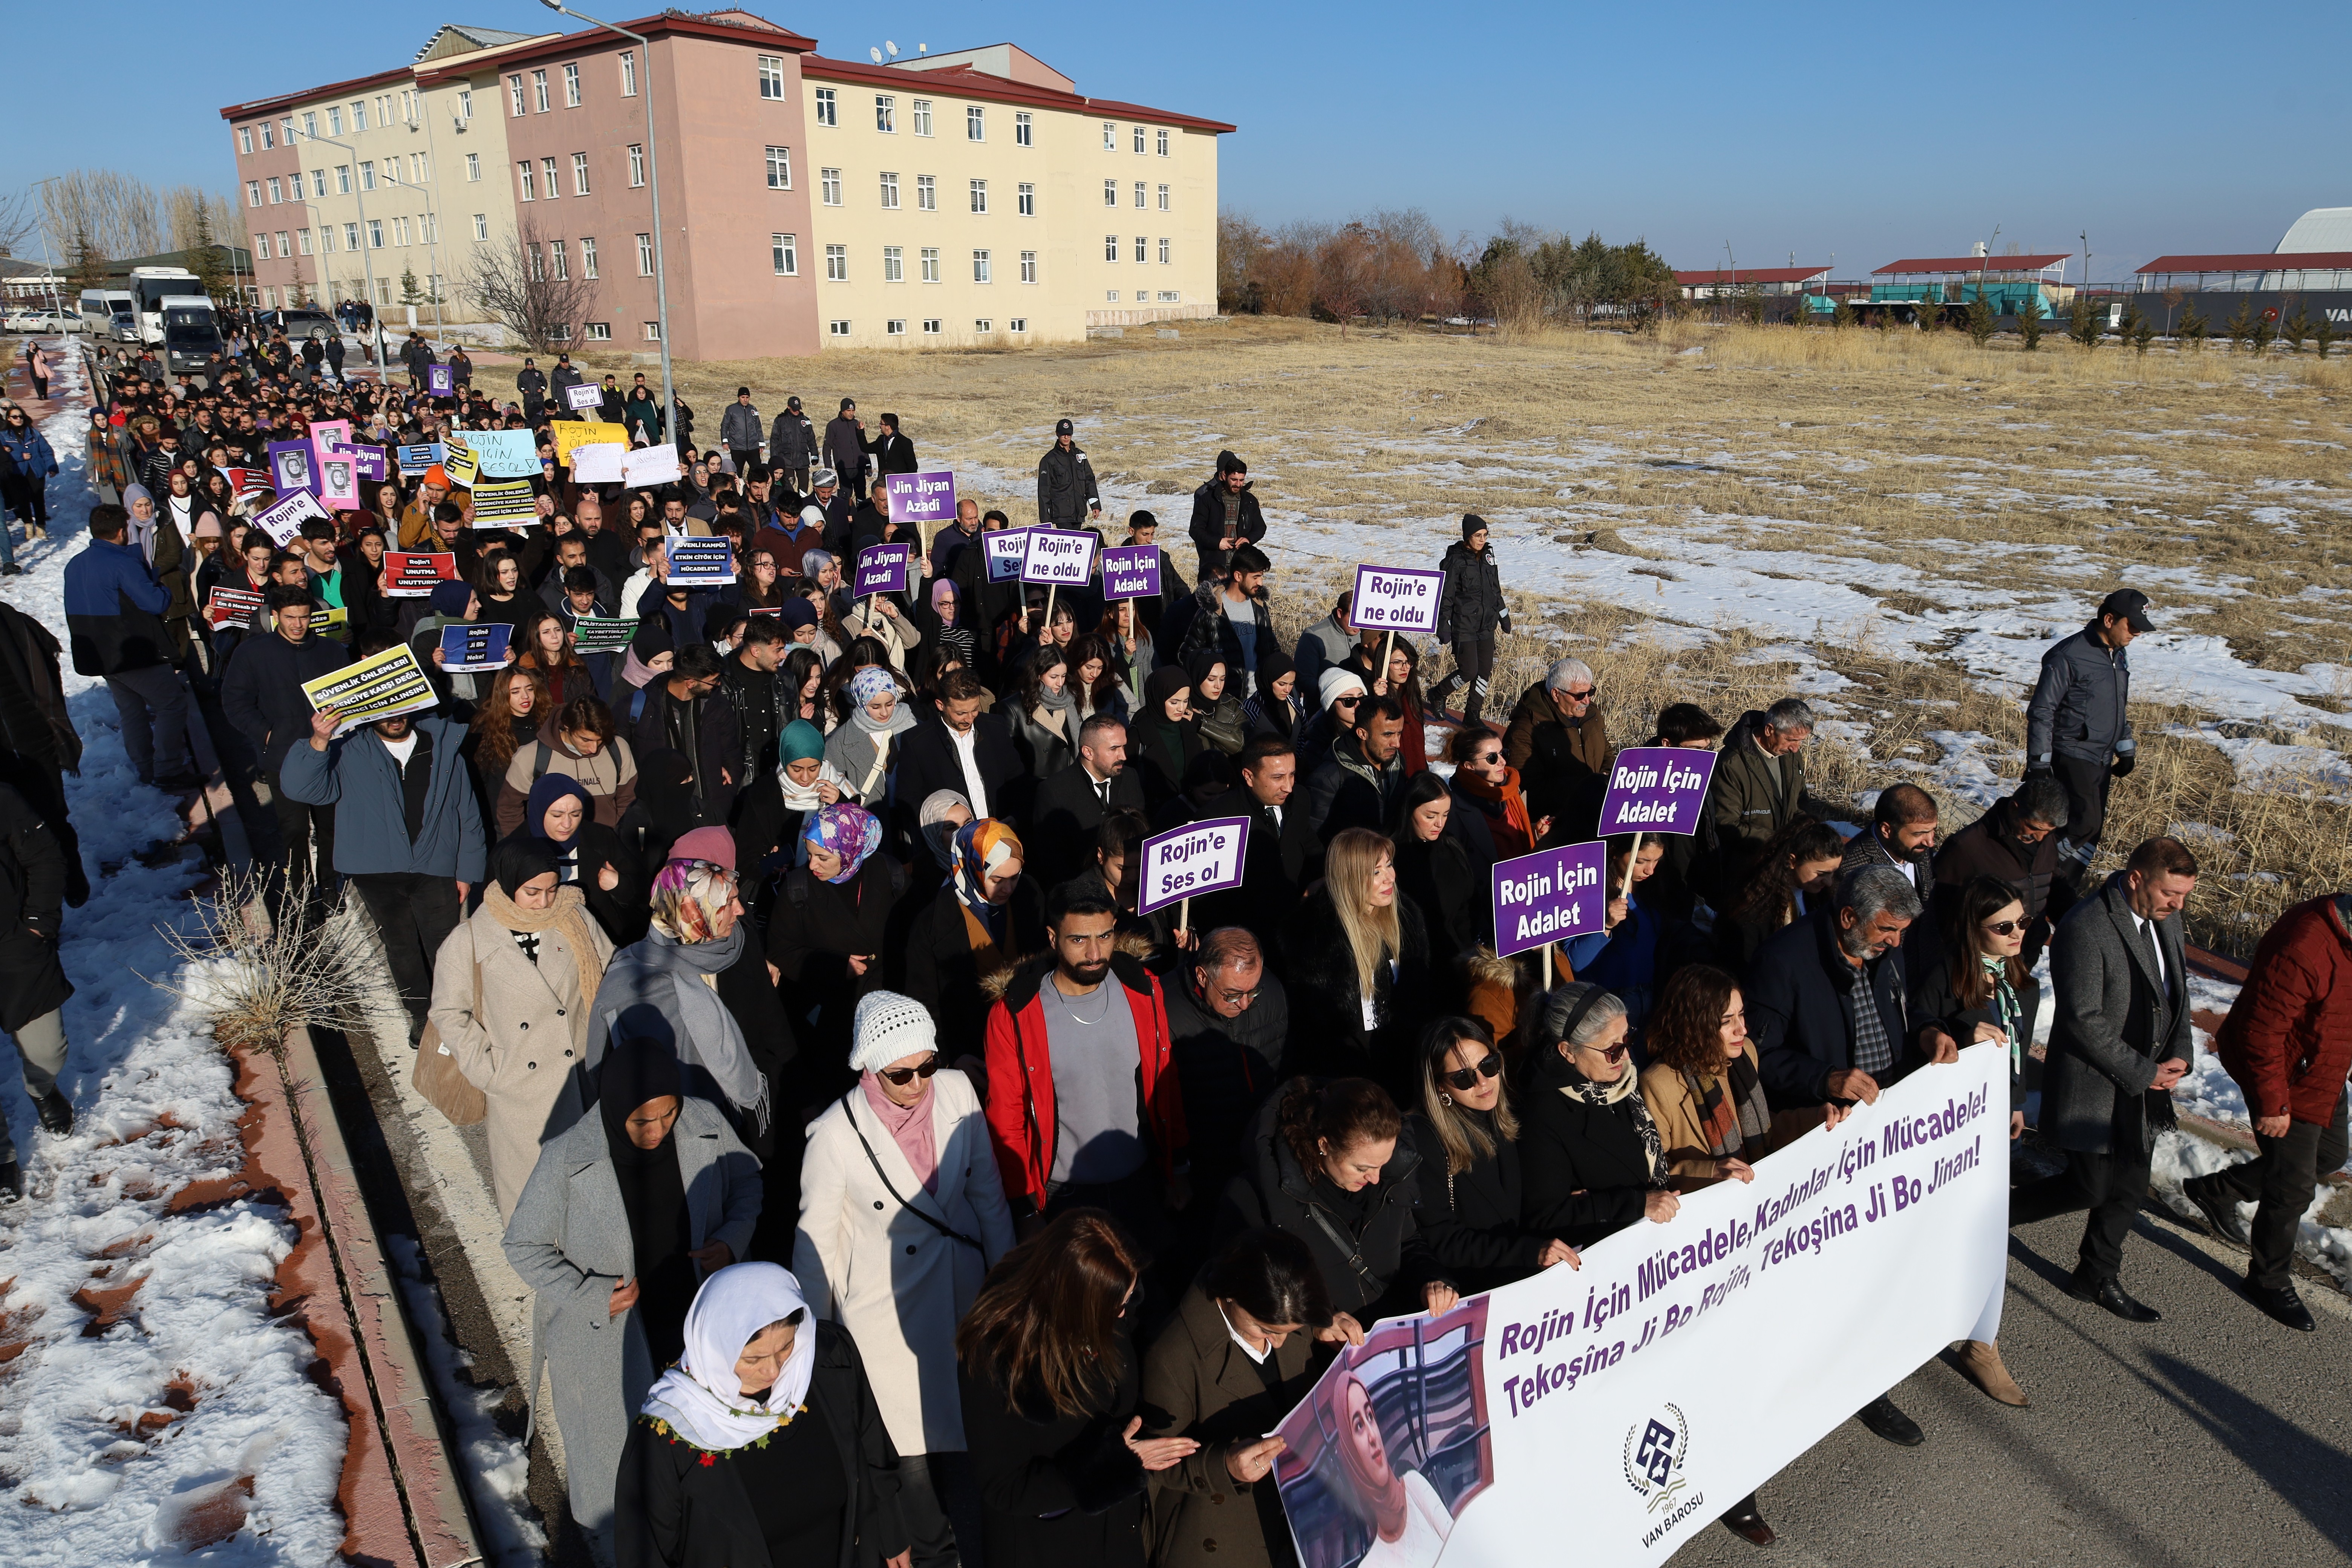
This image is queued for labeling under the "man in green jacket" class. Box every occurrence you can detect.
[1709,698,1822,894]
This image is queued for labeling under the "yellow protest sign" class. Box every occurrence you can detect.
[442,438,480,488]
[554,421,630,464]
[300,643,438,735]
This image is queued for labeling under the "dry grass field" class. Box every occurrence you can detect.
[594,315,2352,952]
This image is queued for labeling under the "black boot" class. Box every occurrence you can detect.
[2066,1267,2160,1322]
[1721,1493,1775,1545]
[2241,1280,2315,1333]
[35,1091,72,1137]
[1857,1395,1924,1446]
[2182,1173,2249,1245]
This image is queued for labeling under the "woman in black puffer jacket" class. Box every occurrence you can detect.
[1518,982,1684,1251]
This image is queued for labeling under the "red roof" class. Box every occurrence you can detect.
[411,13,818,87]
[1873,254,2069,275]
[799,54,1235,133]
[2136,251,2352,274]
[219,64,416,121]
[1672,266,1827,286]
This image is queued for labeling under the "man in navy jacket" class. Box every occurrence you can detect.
[63,503,198,790]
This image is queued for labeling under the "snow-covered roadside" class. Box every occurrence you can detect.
[0,346,349,1561]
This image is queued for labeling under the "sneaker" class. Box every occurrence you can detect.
[0,1161,20,1203]
[0,565,21,577]
[36,1091,72,1137]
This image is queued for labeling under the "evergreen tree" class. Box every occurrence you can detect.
[1965,285,1996,347]
[2068,294,2103,351]
[2222,299,2257,354]
[2315,314,2337,361]
[2280,305,2311,354]
[2017,291,2046,351]
[2179,299,2208,351]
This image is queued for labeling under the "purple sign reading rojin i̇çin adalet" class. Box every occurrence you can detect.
[1595,746,1719,837]
[853,542,914,597]
[884,470,958,531]
[1490,841,1608,959]
[1099,544,1163,602]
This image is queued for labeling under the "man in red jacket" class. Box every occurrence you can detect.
[2184,893,2352,1333]
[983,879,1188,1242]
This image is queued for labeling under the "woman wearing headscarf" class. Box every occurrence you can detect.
[768,802,903,1067]
[617,1262,911,1568]
[1314,1363,1454,1568]
[914,790,973,875]
[1186,650,1248,758]
[729,716,847,874]
[1003,646,1079,784]
[430,836,616,1219]
[898,819,1046,1069]
[825,666,916,809]
[504,1040,763,1556]
[122,482,197,665]
[510,773,641,945]
[1126,666,1197,811]
[1239,648,1301,743]
[1519,983,1682,1252]
[915,577,977,673]
[795,994,1014,1568]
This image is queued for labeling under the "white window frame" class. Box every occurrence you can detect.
[644,320,662,341]
[920,247,939,283]
[767,146,793,190]
[1158,184,1171,211]
[580,236,599,277]
[563,63,581,107]
[473,213,489,242]
[620,50,637,96]
[883,245,903,282]
[636,233,654,275]
[1102,121,1115,150]
[912,100,932,136]
[336,165,352,195]
[238,127,253,155]
[814,87,836,126]
[875,94,895,133]
[1009,317,1027,332]
[550,237,569,279]
[887,318,906,336]
[518,162,535,201]
[628,145,645,187]
[1157,128,1171,156]
[296,228,314,256]
[966,105,985,140]
[266,178,283,204]
[1135,234,1147,263]
[302,112,317,139]
[508,75,525,116]
[759,56,785,100]
[1104,179,1117,208]
[359,160,377,192]
[1158,236,1171,264]
[245,181,261,207]
[771,233,797,276]
[1015,111,1032,147]
[1018,182,1034,217]
[825,244,848,282]
[573,152,591,194]
[367,219,385,249]
[258,121,275,149]
[1020,250,1037,283]
[532,69,550,113]
[969,179,987,215]
[344,222,360,250]
[828,320,850,338]
[1134,125,1147,154]
[879,172,899,208]
[466,152,481,181]
[393,216,410,246]
[542,158,561,199]
[1135,181,1146,209]
[821,167,841,206]
[312,170,327,198]
[922,318,941,335]
[972,249,991,284]
[585,322,611,341]
[1105,234,1119,262]
[974,318,992,332]
[916,175,936,211]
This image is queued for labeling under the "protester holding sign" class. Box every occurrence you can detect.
[219,585,352,898]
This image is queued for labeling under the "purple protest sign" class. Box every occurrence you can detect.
[1597,746,1719,836]
[426,363,454,397]
[884,470,958,533]
[1351,564,1444,633]
[1100,544,1162,602]
[854,542,913,597]
[267,440,319,496]
[1137,816,1252,915]
[350,446,388,482]
[1490,841,1608,958]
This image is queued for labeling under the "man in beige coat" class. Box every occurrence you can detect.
[795,992,1014,1568]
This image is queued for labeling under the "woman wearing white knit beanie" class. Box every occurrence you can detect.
[794,991,1015,1568]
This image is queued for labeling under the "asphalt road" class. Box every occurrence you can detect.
[1669,1202,2352,1568]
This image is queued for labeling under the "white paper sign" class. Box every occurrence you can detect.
[253,488,331,547]
[1351,563,1446,633]
[565,383,605,412]
[1021,527,1098,586]
[466,428,542,479]
[569,443,626,484]
[622,444,683,488]
[983,527,1034,583]
[1136,816,1251,914]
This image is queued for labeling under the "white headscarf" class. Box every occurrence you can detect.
[640,1263,817,1452]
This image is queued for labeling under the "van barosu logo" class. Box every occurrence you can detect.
[1623,1403,1689,1511]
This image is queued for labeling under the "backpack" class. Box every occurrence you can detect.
[409,932,488,1125]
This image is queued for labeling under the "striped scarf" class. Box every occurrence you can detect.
[1685,1050,1772,1159]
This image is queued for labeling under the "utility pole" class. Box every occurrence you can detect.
[298,127,386,374]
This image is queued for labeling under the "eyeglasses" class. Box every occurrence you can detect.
[1560,686,1597,703]
[1212,986,1262,1007]
[1982,920,2024,937]
[1469,750,1504,768]
[1574,1039,1631,1065]
[877,1055,941,1086]
[1441,1052,1504,1092]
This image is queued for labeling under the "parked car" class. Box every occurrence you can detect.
[3,309,83,334]
[260,308,338,340]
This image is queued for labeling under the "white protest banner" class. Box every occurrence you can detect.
[253,488,331,547]
[1351,563,1445,633]
[1271,1047,2007,1568]
[466,428,542,479]
[983,527,1034,583]
[667,536,737,586]
[569,443,626,485]
[470,478,540,526]
[623,444,683,488]
[299,643,439,735]
[1135,816,1251,928]
[1020,527,1098,586]
[565,382,605,412]
[439,622,513,673]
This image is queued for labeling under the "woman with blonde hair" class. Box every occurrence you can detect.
[1281,827,1432,1099]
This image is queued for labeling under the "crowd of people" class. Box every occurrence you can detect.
[0,321,2343,1568]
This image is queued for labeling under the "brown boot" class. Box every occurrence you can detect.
[1953,1339,2028,1407]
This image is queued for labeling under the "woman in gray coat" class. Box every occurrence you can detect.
[504,1041,763,1552]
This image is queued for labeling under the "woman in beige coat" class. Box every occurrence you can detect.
[794,990,1014,1568]
[429,837,615,1217]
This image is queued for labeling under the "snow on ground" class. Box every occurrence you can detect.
[0,348,349,1562]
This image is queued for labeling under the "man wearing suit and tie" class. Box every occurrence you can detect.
[2011,835,2199,1321]
[1029,714,1146,888]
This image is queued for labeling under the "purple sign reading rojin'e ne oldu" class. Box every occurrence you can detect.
[884,470,958,530]
[853,542,914,597]
[1596,746,1719,837]
[1490,841,1608,959]
[1099,544,1163,602]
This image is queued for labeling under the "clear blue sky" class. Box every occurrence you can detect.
[15,1,2341,282]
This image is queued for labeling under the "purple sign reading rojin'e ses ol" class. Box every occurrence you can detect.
[884,470,958,531]
[1099,544,1162,602]
[1490,841,1608,959]
[853,542,914,597]
[1596,746,1719,837]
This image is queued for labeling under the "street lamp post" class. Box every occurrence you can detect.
[296,128,387,374]
[29,176,69,332]
[539,0,674,444]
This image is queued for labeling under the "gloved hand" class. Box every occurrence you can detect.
[1499,610,1513,635]
[2110,752,2136,779]
[2024,759,2053,782]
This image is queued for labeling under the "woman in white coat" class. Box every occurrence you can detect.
[795,990,1014,1568]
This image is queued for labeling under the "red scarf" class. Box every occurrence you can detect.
[1455,764,1536,857]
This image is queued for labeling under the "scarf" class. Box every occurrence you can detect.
[803,800,882,883]
[1454,764,1536,857]
[124,484,159,564]
[778,756,848,812]
[482,877,606,1014]
[640,1263,818,1452]
[525,775,599,883]
[948,819,1024,923]
[593,925,769,1135]
[1983,953,2023,1076]
[600,1039,691,1358]
[859,1073,940,1194]
[1562,1066,1667,1185]
[919,790,971,871]
[1684,1047,1773,1160]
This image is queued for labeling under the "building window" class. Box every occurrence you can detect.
[456,88,472,121]
[542,158,561,198]
[1020,250,1037,283]
[1134,125,1147,154]
[472,213,488,241]
[759,56,785,99]
[1157,128,1170,156]
[344,222,360,250]
[920,247,939,283]
[394,217,411,245]
[297,229,313,255]
[563,63,581,107]
[238,127,253,155]
[1135,181,1147,209]
[620,50,637,96]
[508,75,525,115]
[351,101,368,131]
[384,159,402,187]
[1158,183,1170,211]
[771,233,797,275]
[1156,237,1169,264]
[245,181,262,207]
[328,106,344,135]
[887,318,906,336]
[916,175,936,211]
[258,121,275,150]
[550,238,569,279]
[974,318,992,332]
[466,152,481,181]
[585,322,611,341]
[1018,182,1034,217]
[1102,121,1115,150]
[580,236,598,277]
[518,162,535,201]
[530,243,546,280]
[1105,234,1119,262]
[825,244,847,282]
[412,152,430,182]
[883,246,903,282]
[360,161,377,191]
[636,233,654,274]
[336,165,352,194]
[879,172,899,208]
[969,179,987,214]
[573,152,591,194]
[767,146,793,190]
[254,234,271,260]
[1135,234,1147,263]
[966,105,985,140]
[301,112,317,139]
[1104,179,1117,207]
[368,219,385,249]
[1015,111,1032,147]
[875,95,894,132]
[532,70,550,112]
[814,87,836,126]
[922,318,940,334]
[628,145,645,187]
[311,170,327,198]
[829,320,850,337]
[644,320,662,340]
[1161,290,1182,302]
[912,100,932,136]
[972,250,991,283]
[821,167,841,205]
[1010,317,1027,332]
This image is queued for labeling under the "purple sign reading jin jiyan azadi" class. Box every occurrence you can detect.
[1596,746,1719,837]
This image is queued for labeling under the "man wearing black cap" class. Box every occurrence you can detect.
[824,397,870,503]
[769,395,817,496]
[721,386,764,476]
[515,356,547,420]
[1037,418,1100,528]
[2027,588,2151,909]
[550,351,583,406]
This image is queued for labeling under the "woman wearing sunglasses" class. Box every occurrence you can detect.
[795,991,1015,1568]
[1407,1017,1580,1297]
[1519,983,1683,1253]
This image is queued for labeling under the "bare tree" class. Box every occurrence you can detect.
[464,221,599,353]
[0,188,38,259]
[38,169,162,261]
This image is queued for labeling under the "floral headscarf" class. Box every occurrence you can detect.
[801,801,882,884]
[848,666,898,710]
[650,856,737,943]
[948,818,1024,918]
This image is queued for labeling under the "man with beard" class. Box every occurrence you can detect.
[1842,782,1938,896]
[1748,864,1959,1450]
